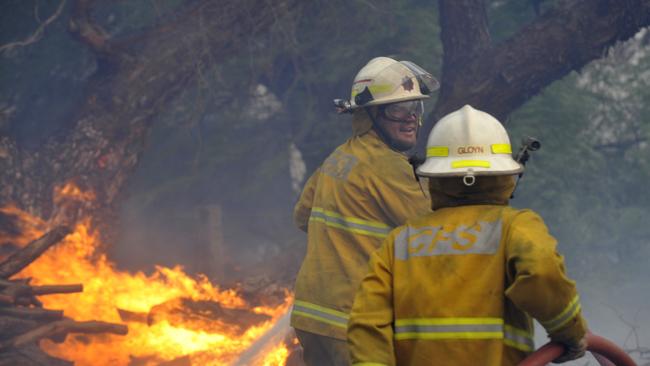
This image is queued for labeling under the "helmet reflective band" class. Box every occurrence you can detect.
[349,57,437,109]
[381,100,424,122]
[416,105,523,177]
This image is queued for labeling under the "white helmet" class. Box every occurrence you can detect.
[347,57,439,109]
[417,105,523,182]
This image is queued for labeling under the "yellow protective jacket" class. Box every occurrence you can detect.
[291,113,431,340]
[348,203,587,366]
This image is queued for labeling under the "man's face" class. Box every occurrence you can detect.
[375,100,423,151]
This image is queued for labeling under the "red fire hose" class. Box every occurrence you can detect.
[518,332,637,366]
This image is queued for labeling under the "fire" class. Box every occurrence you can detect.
[1,184,296,365]
[263,344,289,366]
[0,205,46,250]
[53,182,97,204]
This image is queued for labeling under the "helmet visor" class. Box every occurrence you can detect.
[400,60,440,95]
[381,100,424,122]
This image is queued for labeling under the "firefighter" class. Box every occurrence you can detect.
[291,57,439,366]
[347,105,588,365]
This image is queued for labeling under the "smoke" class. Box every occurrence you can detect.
[289,142,307,196]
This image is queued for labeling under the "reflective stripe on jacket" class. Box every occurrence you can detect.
[291,127,431,340]
[348,205,587,366]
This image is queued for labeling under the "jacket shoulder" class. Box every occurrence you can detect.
[506,207,547,227]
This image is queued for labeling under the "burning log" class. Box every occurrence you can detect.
[0,226,71,278]
[0,278,82,306]
[1,319,128,350]
[0,226,128,365]
[31,284,84,295]
[147,298,272,335]
[1,209,297,364]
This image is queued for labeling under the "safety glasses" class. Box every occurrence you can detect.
[380,100,424,122]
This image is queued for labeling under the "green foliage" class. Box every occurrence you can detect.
[507,34,650,284]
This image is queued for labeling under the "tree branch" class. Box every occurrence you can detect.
[424,0,650,148]
[0,0,67,55]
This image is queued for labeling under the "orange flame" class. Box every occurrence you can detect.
[53,182,96,204]
[0,205,46,250]
[263,343,290,366]
[2,184,295,365]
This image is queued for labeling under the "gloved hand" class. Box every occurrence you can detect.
[553,337,588,363]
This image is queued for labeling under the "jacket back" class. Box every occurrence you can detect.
[348,204,587,365]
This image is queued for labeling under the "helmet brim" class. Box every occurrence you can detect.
[416,156,523,177]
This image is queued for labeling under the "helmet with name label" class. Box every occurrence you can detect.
[417,105,522,182]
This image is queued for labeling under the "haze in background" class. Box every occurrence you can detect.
[1,1,648,362]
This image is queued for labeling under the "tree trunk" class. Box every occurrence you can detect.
[421,0,650,151]
[0,0,296,234]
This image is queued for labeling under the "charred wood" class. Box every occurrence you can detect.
[148,298,271,336]
[31,284,83,296]
[0,281,82,307]
[0,307,63,320]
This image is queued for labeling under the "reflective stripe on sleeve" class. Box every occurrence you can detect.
[540,295,582,333]
[504,324,535,352]
[309,207,392,238]
[394,318,534,351]
[292,300,349,329]
[394,318,503,340]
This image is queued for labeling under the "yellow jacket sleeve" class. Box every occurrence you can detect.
[348,239,395,366]
[504,210,587,343]
[293,169,319,232]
